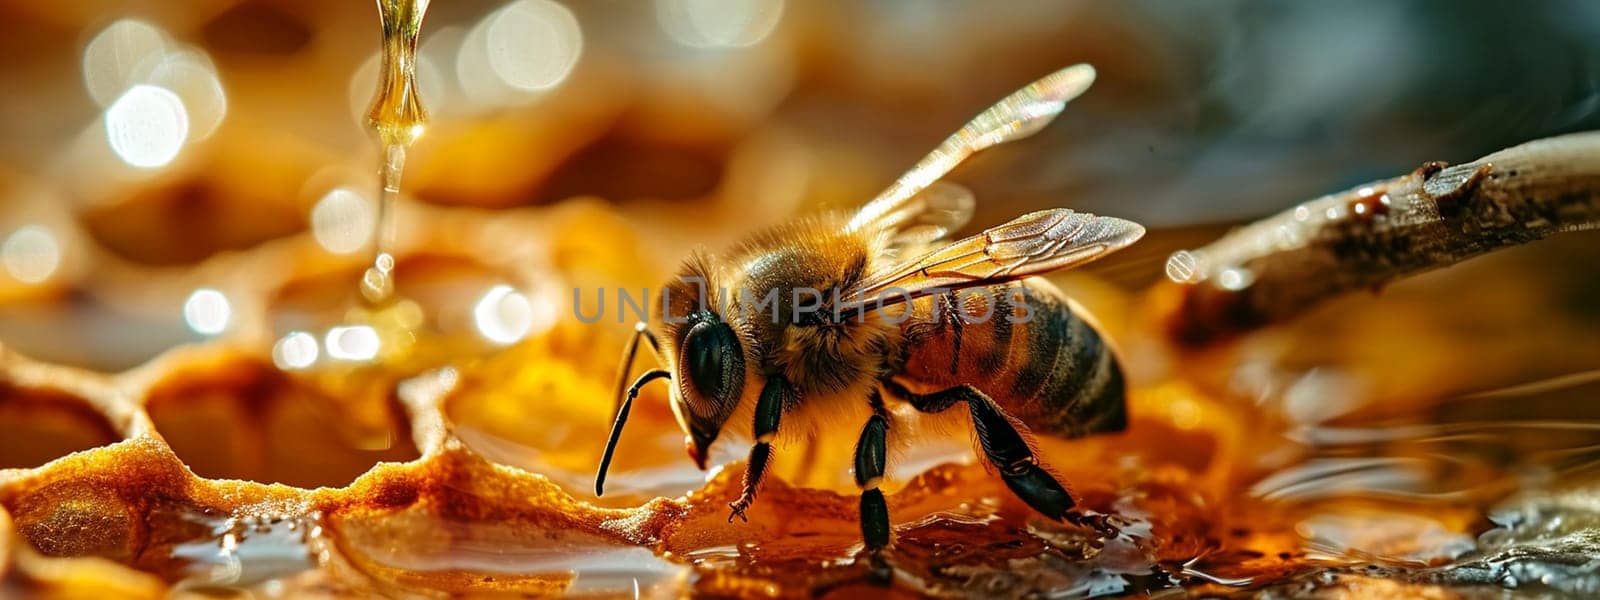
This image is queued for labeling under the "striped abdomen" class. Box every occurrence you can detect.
[888,280,1127,438]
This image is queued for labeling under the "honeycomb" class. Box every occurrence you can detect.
[5,2,1600,598]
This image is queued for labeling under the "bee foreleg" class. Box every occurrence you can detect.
[882,380,1077,521]
[728,376,789,523]
[853,389,892,583]
[595,369,672,496]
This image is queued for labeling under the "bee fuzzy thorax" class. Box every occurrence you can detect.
[718,216,900,395]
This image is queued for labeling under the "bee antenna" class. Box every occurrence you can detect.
[595,369,673,496]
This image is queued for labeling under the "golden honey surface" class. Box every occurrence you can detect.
[4,199,1600,597]
[4,2,1600,598]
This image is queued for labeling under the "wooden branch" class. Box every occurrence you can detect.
[1157,131,1600,347]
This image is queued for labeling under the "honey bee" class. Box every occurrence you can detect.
[594,64,1143,576]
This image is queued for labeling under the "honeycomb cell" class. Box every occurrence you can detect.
[143,358,418,488]
[0,383,121,470]
[76,124,335,267]
[10,480,138,562]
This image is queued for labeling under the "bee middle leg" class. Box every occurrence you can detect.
[728,376,789,522]
[611,322,664,415]
[853,389,893,582]
[880,380,1076,521]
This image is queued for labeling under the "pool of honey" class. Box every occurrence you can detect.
[3,199,1600,598]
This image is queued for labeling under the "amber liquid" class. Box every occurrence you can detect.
[359,0,429,304]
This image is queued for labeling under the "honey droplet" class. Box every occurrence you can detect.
[359,251,397,304]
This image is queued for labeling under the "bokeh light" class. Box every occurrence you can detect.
[325,325,381,361]
[105,84,189,168]
[83,19,224,150]
[486,0,583,91]
[656,0,784,48]
[1,225,62,284]
[148,50,227,142]
[1218,267,1255,291]
[182,289,231,335]
[82,19,169,108]
[1164,250,1201,284]
[456,0,582,106]
[311,187,376,255]
[272,331,320,369]
[472,284,555,345]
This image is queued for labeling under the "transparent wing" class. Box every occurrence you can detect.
[883,181,976,251]
[846,64,1096,235]
[843,209,1145,312]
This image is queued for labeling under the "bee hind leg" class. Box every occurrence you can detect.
[967,389,1078,520]
[882,381,1078,522]
[853,390,893,584]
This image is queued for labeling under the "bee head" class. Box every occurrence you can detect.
[670,309,745,469]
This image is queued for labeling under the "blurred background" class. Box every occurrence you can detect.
[2,0,1600,372]
[4,4,1600,593]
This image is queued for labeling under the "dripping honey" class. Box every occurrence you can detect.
[360,0,430,304]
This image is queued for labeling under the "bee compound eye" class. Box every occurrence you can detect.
[683,320,744,409]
